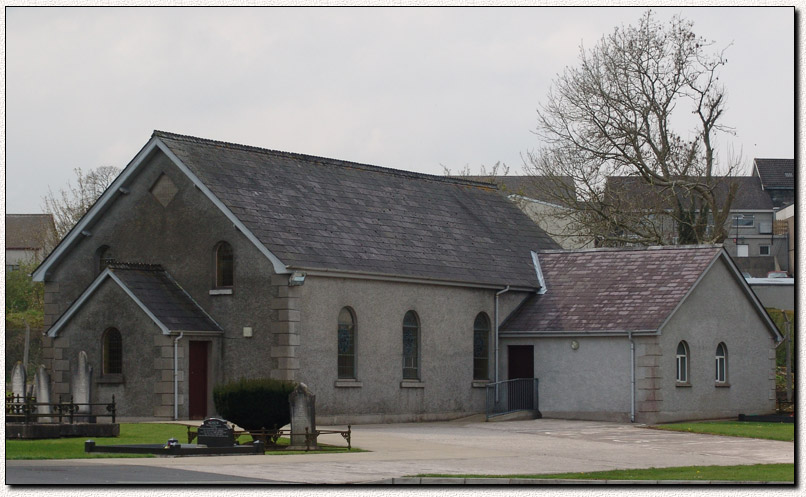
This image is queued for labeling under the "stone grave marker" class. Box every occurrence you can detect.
[34,365,53,423]
[289,383,317,449]
[197,418,235,447]
[11,361,26,399]
[71,351,93,422]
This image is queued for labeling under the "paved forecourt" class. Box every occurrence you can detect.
[8,418,795,484]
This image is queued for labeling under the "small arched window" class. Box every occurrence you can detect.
[337,307,356,379]
[676,341,689,384]
[715,343,727,383]
[215,242,234,288]
[103,328,123,375]
[402,311,420,380]
[95,245,115,274]
[473,313,490,380]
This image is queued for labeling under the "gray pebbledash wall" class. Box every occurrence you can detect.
[294,276,532,424]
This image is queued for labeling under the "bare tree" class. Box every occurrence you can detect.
[526,10,740,247]
[42,166,120,240]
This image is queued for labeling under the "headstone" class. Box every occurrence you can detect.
[11,362,26,399]
[71,351,93,422]
[34,365,53,423]
[289,383,317,449]
[197,418,235,447]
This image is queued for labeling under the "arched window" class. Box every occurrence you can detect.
[473,313,490,380]
[215,242,234,288]
[337,307,356,379]
[402,311,420,380]
[103,328,123,375]
[676,341,689,383]
[715,343,727,383]
[95,245,115,274]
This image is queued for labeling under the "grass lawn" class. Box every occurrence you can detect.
[6,423,358,460]
[651,420,794,441]
[417,464,794,482]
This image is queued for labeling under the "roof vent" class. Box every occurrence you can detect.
[531,251,547,295]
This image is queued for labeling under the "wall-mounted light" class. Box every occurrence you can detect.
[288,271,306,286]
[570,340,579,350]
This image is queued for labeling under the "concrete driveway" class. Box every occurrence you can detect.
[8,418,795,484]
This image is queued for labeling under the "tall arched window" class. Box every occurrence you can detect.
[338,307,356,379]
[402,311,420,380]
[715,343,727,383]
[95,245,115,274]
[676,341,689,383]
[215,242,234,288]
[103,328,123,375]
[473,313,490,380]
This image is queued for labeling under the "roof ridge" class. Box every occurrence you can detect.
[107,262,164,271]
[152,130,498,189]
[539,244,723,255]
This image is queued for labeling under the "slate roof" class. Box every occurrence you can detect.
[107,263,221,332]
[462,176,574,206]
[154,131,560,288]
[604,176,773,211]
[501,246,722,333]
[753,158,795,190]
[5,214,55,249]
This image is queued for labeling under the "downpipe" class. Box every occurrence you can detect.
[494,286,511,403]
[628,331,635,423]
[174,331,184,420]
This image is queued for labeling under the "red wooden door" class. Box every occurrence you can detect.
[188,341,208,420]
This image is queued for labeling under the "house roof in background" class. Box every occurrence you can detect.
[501,245,722,333]
[155,131,560,288]
[5,214,55,250]
[47,263,221,337]
[604,176,774,211]
[753,158,795,190]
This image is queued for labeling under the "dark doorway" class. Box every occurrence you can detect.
[507,345,534,411]
[188,341,209,420]
[508,345,534,379]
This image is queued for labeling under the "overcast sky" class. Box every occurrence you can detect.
[4,6,797,213]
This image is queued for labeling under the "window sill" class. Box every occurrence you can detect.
[400,380,425,389]
[715,382,731,388]
[472,380,491,388]
[334,379,363,388]
[96,375,124,385]
[675,382,691,388]
[209,288,233,296]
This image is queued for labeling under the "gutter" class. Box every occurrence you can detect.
[174,332,184,420]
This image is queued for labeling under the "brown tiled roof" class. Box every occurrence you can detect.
[753,158,795,190]
[501,246,722,333]
[5,214,55,249]
[155,131,560,288]
[604,176,773,211]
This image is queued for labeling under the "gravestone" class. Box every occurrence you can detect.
[289,383,317,449]
[34,365,53,423]
[11,361,26,399]
[197,418,235,447]
[71,351,93,422]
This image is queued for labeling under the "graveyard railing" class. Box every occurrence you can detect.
[187,425,352,451]
[5,394,116,424]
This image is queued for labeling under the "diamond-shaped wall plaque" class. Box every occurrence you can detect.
[150,173,178,207]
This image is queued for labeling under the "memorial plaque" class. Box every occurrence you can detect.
[197,418,235,447]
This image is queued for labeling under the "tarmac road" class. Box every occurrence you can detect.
[6,418,795,485]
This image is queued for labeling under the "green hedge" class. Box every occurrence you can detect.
[213,378,298,431]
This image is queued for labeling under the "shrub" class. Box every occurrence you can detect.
[213,378,298,431]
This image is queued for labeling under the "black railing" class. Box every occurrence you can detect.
[5,393,116,424]
[485,378,540,420]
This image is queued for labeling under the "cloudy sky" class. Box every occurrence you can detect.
[4,6,797,213]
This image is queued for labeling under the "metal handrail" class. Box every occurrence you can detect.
[485,378,540,420]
